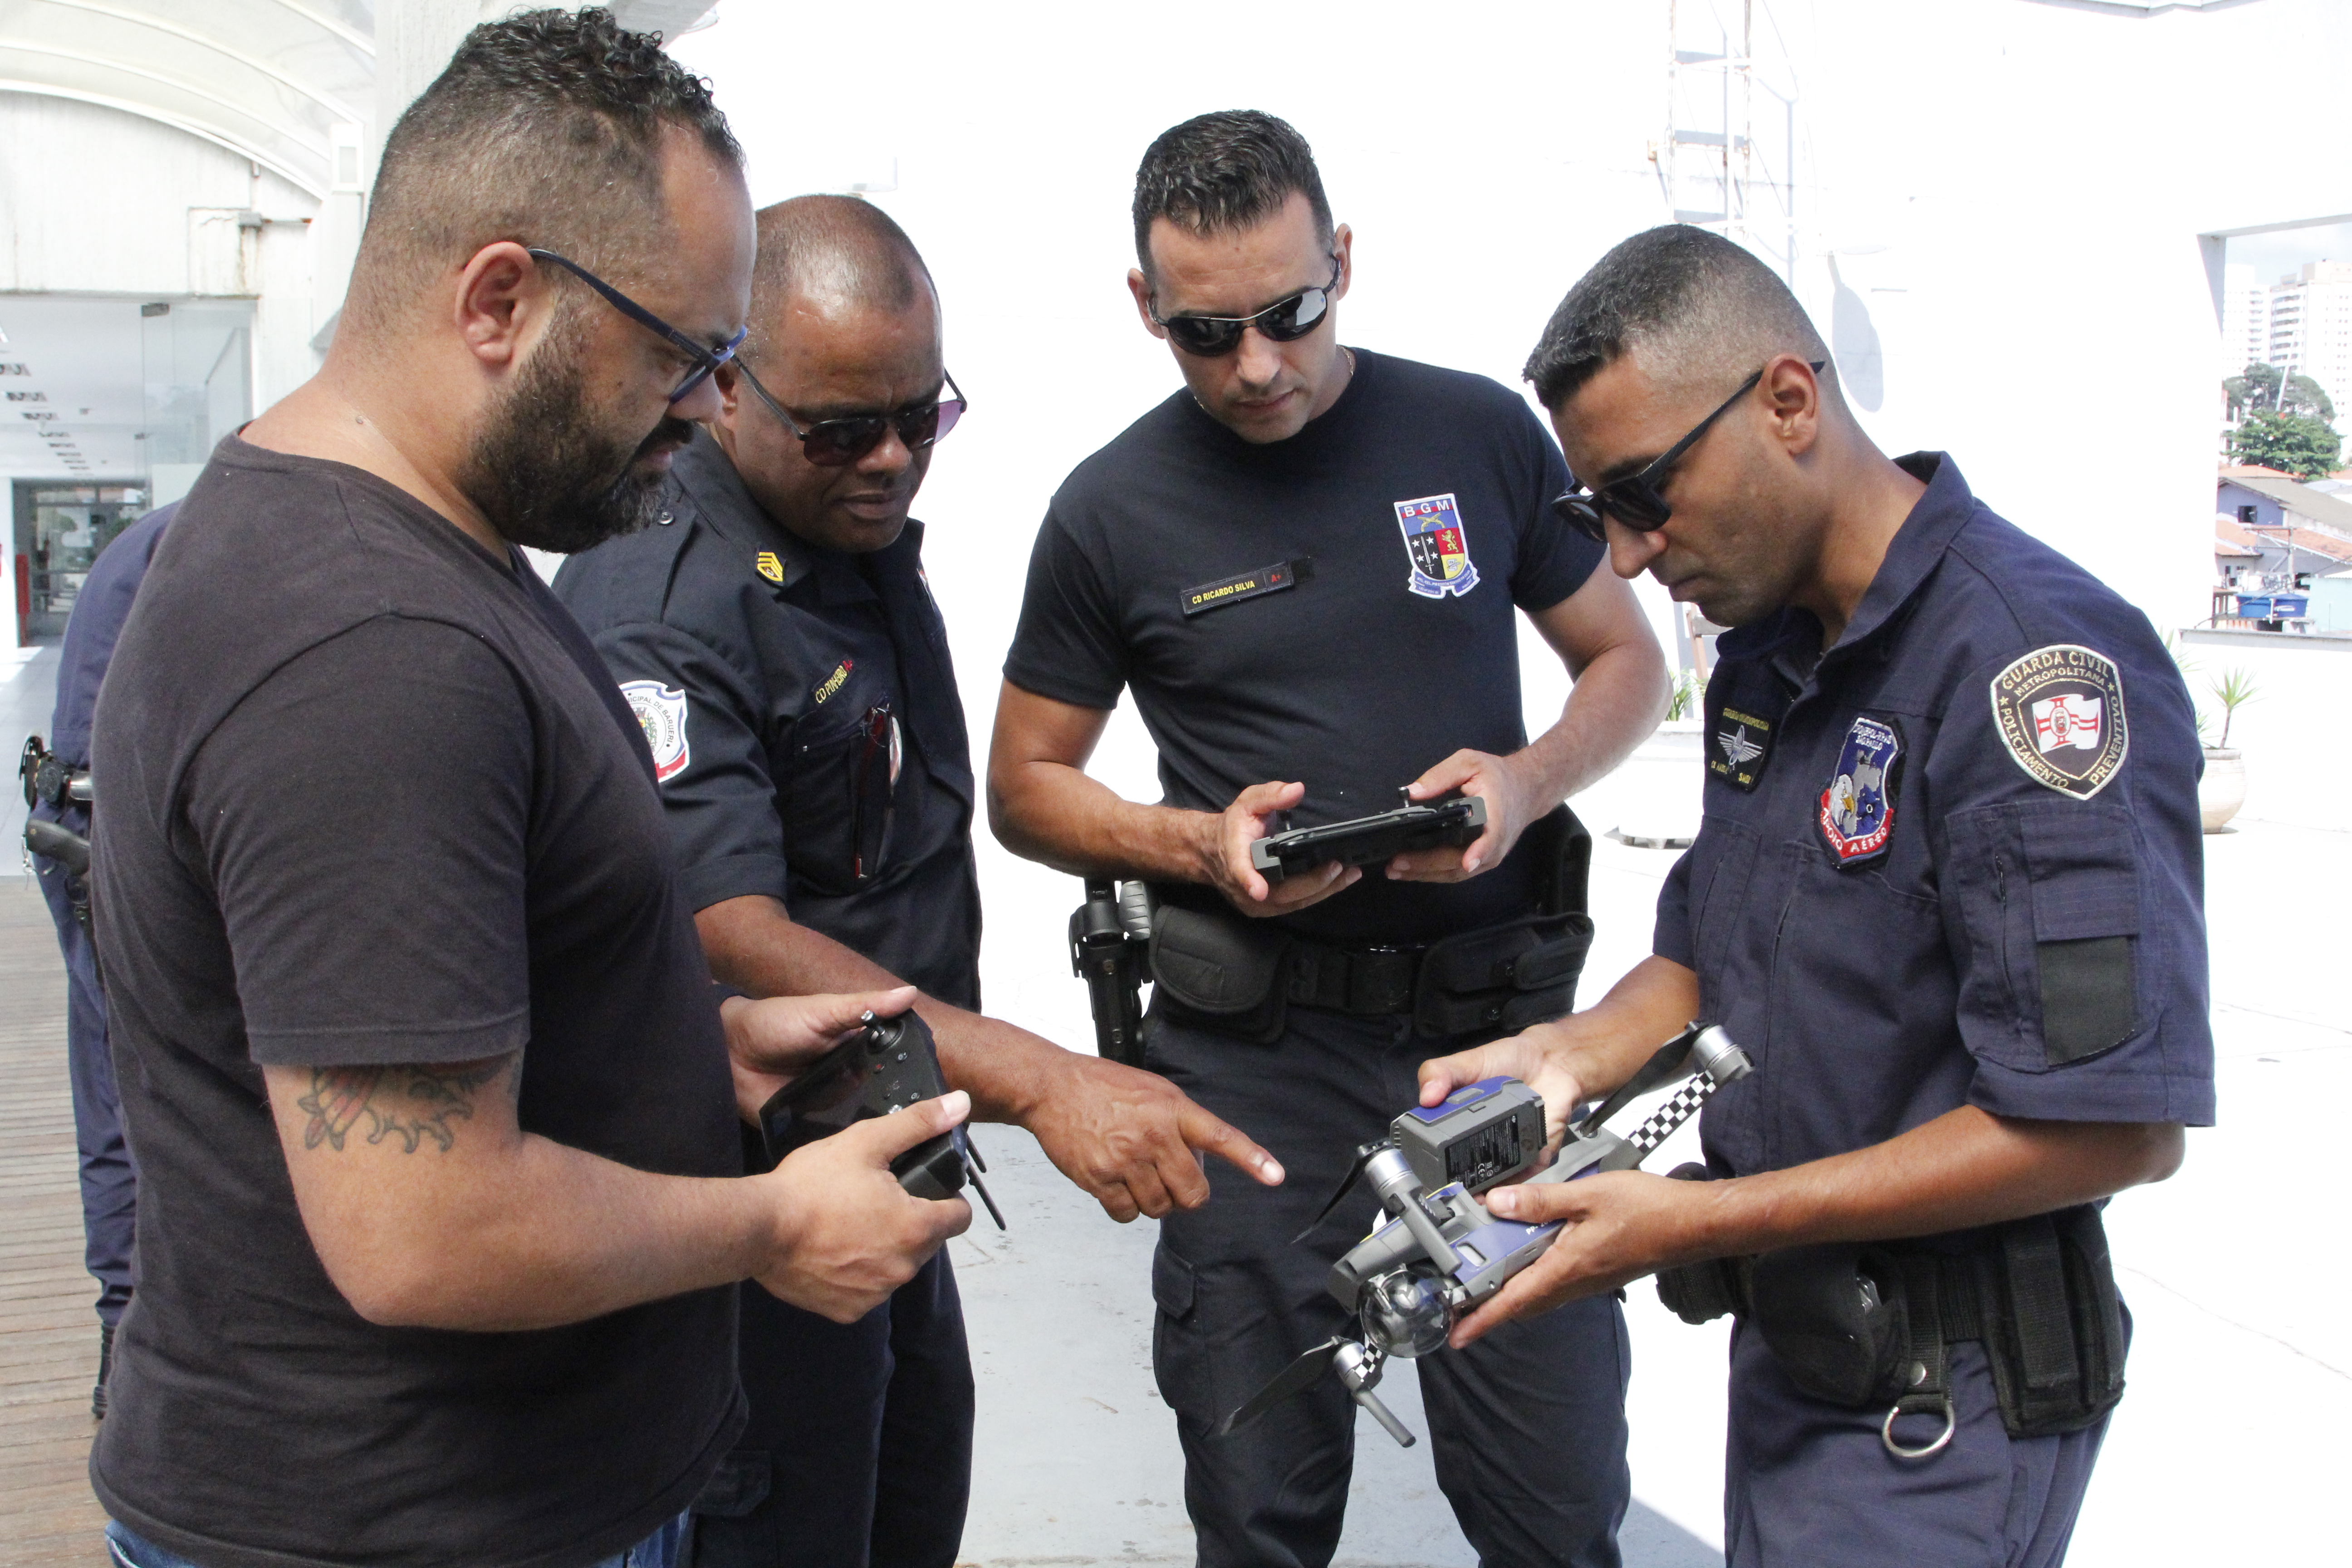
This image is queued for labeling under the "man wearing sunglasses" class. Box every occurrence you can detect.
[1419,225,2210,1568]
[558,194,1282,1568]
[990,112,1668,1568]
[82,17,978,1568]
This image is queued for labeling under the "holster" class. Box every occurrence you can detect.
[1655,1186,2127,1441]
[1147,805,1594,1045]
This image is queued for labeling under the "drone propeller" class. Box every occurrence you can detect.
[1292,1140,1393,1245]
[1216,1336,1349,1436]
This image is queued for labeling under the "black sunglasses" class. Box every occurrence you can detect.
[526,247,748,402]
[1552,360,1827,544]
[851,703,897,884]
[735,363,968,468]
[1150,258,1341,357]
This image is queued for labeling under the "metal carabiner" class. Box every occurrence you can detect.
[1881,1395,1956,1460]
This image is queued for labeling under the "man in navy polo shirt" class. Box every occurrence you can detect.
[1425,225,2210,1568]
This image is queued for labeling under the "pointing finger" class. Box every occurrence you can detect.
[1180,1103,1284,1188]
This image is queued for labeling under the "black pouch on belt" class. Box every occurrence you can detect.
[1148,903,1294,1045]
[1747,1244,1916,1408]
[1972,1204,2128,1437]
[1656,1193,2129,1440]
[1412,806,1595,1039]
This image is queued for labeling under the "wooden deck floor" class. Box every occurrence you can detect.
[0,879,106,1565]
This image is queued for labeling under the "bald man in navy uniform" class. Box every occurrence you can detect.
[557,196,1282,1568]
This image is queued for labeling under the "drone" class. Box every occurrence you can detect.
[1216,1023,1752,1447]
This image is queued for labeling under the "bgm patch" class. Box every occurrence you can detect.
[1989,644,2128,799]
[1394,493,1480,599]
[619,680,691,783]
[1818,715,1903,865]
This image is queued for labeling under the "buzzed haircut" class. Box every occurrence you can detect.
[1523,225,1830,410]
[1132,110,1333,277]
[347,7,740,325]
[749,195,935,327]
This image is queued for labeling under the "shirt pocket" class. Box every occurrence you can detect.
[780,701,881,896]
[1945,799,2143,1072]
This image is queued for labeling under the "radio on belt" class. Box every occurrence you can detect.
[1215,1024,1751,1448]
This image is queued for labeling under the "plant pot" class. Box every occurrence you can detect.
[2199,748,2245,833]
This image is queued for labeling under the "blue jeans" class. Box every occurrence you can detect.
[107,1513,691,1568]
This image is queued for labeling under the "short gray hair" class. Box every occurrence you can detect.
[1524,225,1828,408]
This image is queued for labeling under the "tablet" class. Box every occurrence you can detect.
[1249,794,1487,884]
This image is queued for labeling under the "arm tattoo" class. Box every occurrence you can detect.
[297,1057,517,1154]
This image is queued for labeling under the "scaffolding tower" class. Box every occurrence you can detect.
[1653,0,1800,283]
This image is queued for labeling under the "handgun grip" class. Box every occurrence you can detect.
[24,817,90,877]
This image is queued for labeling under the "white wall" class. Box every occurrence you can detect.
[654,0,2352,1004]
[2176,627,2349,831]
[0,92,324,415]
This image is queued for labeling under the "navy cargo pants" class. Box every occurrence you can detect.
[31,804,137,1329]
[1722,1311,2122,1567]
[1147,1006,1632,1568]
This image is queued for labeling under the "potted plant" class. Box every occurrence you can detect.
[2196,666,2256,833]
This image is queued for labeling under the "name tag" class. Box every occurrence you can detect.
[1180,557,1313,617]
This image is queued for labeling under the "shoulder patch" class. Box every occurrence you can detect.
[1394,494,1480,599]
[619,680,691,782]
[1989,645,2127,799]
[755,550,784,584]
[1819,715,1903,865]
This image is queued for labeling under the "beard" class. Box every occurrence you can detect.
[464,313,693,555]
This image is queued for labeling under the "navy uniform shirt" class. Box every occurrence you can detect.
[1660,454,2215,1182]
[554,429,983,1008]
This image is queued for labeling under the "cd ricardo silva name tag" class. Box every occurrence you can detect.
[1181,558,1313,617]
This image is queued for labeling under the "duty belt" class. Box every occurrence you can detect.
[1285,941,1424,1016]
[1655,1200,2128,1456]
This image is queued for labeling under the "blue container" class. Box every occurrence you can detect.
[2271,593,2309,618]
[2236,594,2273,619]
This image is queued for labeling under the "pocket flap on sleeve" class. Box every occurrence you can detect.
[2019,802,2141,941]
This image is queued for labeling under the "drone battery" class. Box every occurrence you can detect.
[1392,1077,1545,1195]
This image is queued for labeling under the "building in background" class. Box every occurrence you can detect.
[0,0,713,649]
[2221,261,2267,378]
[2264,260,2352,411]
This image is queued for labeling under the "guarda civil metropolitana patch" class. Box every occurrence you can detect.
[619,679,691,783]
[1988,644,2128,799]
